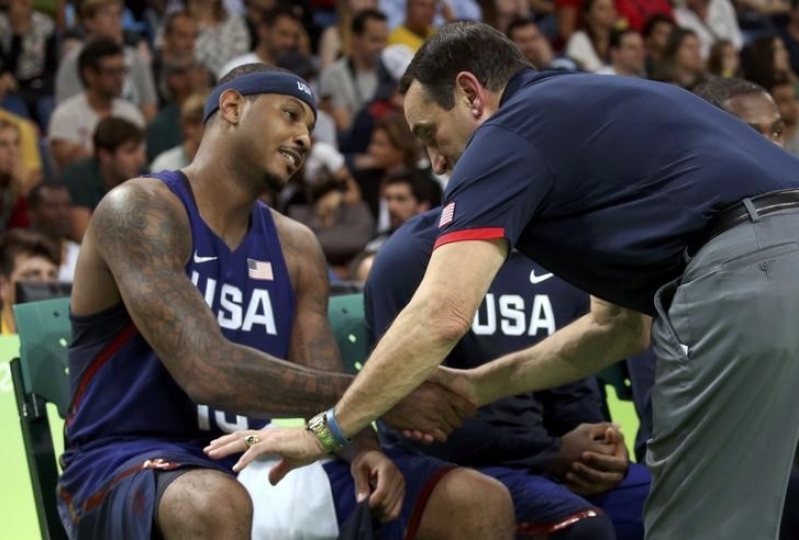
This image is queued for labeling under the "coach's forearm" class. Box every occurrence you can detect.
[472,303,650,406]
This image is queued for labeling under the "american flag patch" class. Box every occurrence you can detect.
[247,258,274,280]
[439,202,455,228]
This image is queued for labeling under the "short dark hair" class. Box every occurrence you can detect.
[261,6,301,28]
[399,21,532,110]
[505,17,536,41]
[164,9,193,35]
[28,181,69,210]
[385,168,442,206]
[93,116,144,155]
[610,28,639,50]
[0,229,60,276]
[693,77,768,109]
[642,13,675,39]
[78,35,124,87]
[352,8,387,34]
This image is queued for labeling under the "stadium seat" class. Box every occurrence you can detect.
[327,293,368,375]
[10,297,71,540]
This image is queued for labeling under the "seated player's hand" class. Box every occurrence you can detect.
[564,425,629,496]
[381,376,476,444]
[204,427,326,485]
[350,449,406,522]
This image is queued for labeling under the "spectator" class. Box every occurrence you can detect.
[48,37,145,172]
[506,17,580,71]
[60,116,145,242]
[0,0,58,126]
[741,35,797,90]
[642,13,676,76]
[651,28,707,89]
[0,228,59,334]
[55,0,158,121]
[317,0,379,71]
[615,0,673,32]
[673,0,742,59]
[707,39,741,78]
[319,9,388,133]
[387,0,439,52]
[0,106,42,191]
[596,28,646,76]
[779,0,799,76]
[566,0,618,72]
[152,10,200,104]
[27,181,79,282]
[217,6,303,79]
[187,0,250,77]
[769,76,799,154]
[150,93,207,171]
[0,119,30,231]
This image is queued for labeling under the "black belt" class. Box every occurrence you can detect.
[689,188,799,255]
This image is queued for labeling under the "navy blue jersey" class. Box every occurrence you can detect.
[61,170,295,506]
[435,69,799,314]
[366,210,604,471]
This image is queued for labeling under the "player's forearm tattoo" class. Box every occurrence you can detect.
[94,185,351,418]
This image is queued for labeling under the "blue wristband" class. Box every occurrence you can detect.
[325,408,351,446]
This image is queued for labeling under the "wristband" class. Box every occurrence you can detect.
[306,411,343,454]
[325,408,351,446]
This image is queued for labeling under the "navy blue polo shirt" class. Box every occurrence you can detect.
[366,210,605,471]
[435,69,799,314]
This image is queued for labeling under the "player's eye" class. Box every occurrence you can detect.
[284,109,298,121]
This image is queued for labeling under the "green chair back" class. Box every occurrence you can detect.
[11,296,71,540]
[327,293,368,374]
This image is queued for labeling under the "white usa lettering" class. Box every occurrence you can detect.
[472,293,556,337]
[296,81,312,95]
[191,272,277,334]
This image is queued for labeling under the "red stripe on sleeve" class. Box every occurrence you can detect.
[433,227,506,249]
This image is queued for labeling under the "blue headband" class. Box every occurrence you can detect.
[203,71,318,123]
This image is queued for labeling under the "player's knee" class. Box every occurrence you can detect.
[549,512,616,540]
[419,468,515,540]
[158,470,252,538]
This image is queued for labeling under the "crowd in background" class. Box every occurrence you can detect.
[2,0,799,326]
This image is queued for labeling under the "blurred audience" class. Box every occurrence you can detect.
[597,28,646,76]
[566,0,618,72]
[707,39,741,78]
[673,0,742,59]
[0,119,30,231]
[0,228,59,334]
[506,17,579,70]
[387,0,440,52]
[187,0,250,77]
[27,181,79,282]
[59,116,145,242]
[642,13,677,76]
[150,92,206,172]
[652,27,707,89]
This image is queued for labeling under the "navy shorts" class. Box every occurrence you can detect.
[59,446,454,540]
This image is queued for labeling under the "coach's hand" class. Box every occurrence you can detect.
[381,379,476,444]
[204,427,325,485]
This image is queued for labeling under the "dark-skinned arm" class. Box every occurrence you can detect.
[89,179,352,418]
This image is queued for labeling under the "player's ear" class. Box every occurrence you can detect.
[218,89,245,125]
[454,71,484,118]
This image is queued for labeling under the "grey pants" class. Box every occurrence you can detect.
[644,207,799,540]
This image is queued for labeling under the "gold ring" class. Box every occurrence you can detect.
[244,434,260,449]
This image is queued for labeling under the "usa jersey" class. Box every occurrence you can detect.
[60,170,295,511]
[367,209,604,471]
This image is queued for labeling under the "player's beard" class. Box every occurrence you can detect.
[262,170,286,194]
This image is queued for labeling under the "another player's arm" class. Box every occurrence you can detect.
[89,179,352,418]
[469,297,651,406]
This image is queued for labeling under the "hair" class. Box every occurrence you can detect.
[384,168,442,206]
[186,0,226,23]
[164,9,194,36]
[93,116,144,155]
[261,5,302,28]
[374,113,422,167]
[28,181,69,210]
[693,77,768,109]
[78,35,124,86]
[78,0,122,20]
[0,229,60,277]
[181,92,208,124]
[352,8,386,34]
[0,120,22,195]
[642,13,675,39]
[399,21,531,110]
[741,35,784,89]
[609,27,637,50]
[707,39,737,77]
[505,17,537,41]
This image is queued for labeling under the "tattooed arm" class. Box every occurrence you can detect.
[82,179,352,418]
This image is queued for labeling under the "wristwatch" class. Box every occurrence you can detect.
[306,412,344,454]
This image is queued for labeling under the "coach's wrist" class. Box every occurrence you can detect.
[306,409,351,454]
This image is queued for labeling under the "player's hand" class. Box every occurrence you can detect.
[381,377,476,444]
[204,427,325,485]
[564,426,629,496]
[549,422,616,479]
[350,449,406,522]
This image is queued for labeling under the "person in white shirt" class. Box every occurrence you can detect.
[150,93,206,172]
[673,0,743,59]
[566,0,618,72]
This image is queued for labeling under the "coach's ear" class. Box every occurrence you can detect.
[218,89,245,125]
[454,71,488,120]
